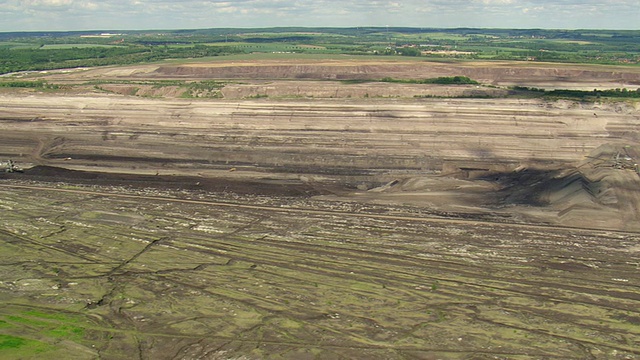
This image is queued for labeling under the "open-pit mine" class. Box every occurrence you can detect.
[1,58,639,359]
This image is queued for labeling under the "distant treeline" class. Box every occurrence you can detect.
[0,80,58,89]
[513,86,640,99]
[0,45,241,74]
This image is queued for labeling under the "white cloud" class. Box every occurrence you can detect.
[27,0,74,6]
[478,0,514,4]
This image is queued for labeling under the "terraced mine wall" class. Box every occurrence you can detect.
[0,95,638,181]
[151,62,640,88]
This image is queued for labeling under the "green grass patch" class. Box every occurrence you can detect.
[45,325,84,340]
[0,334,27,350]
[0,320,12,329]
[6,315,49,327]
[0,334,52,355]
[3,310,88,340]
[340,79,375,84]
[22,310,81,323]
[0,310,89,356]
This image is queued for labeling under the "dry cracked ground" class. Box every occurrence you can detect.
[0,57,639,359]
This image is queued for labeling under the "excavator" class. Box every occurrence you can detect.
[2,160,22,173]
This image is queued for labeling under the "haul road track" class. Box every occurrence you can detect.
[0,59,639,359]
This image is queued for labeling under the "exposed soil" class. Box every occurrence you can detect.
[149,59,640,89]
[1,58,639,359]
[1,88,639,230]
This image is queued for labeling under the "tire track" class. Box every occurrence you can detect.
[2,181,638,358]
[1,182,638,236]
[0,227,96,262]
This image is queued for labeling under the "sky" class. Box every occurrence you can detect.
[1,0,638,32]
